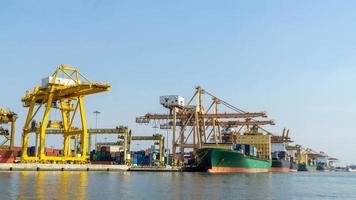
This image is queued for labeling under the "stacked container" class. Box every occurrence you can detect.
[0,149,14,163]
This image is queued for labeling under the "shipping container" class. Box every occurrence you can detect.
[165,156,172,166]
[244,145,251,155]
[108,145,121,153]
[101,146,107,152]
[251,146,257,157]
[278,151,286,159]
[0,150,14,163]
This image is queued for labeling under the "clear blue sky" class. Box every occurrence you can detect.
[1,1,356,164]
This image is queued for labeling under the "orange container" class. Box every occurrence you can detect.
[0,150,14,163]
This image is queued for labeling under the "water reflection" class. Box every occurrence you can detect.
[36,172,45,200]
[168,172,274,200]
[0,171,355,200]
[13,172,88,200]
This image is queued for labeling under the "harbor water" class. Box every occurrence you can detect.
[0,171,355,200]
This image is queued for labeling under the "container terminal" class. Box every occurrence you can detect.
[0,65,339,172]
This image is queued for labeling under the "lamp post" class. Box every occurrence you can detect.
[93,110,101,150]
[166,129,169,165]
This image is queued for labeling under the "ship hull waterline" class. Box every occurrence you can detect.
[197,148,272,173]
[269,159,298,172]
[298,164,318,172]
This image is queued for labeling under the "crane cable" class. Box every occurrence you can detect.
[202,88,274,135]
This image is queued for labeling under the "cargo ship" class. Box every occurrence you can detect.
[270,153,298,172]
[347,165,356,172]
[316,153,338,172]
[269,130,298,172]
[297,149,318,172]
[298,163,317,172]
[196,147,271,173]
[316,163,331,171]
[196,126,272,173]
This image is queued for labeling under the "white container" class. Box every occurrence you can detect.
[159,95,185,107]
[109,145,121,153]
[271,143,286,152]
[41,76,79,88]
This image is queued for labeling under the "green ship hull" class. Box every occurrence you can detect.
[197,148,272,173]
[298,163,317,172]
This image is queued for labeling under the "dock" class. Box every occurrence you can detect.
[0,163,129,172]
[128,166,183,172]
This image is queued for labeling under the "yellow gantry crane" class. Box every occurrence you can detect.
[0,108,17,151]
[136,86,275,165]
[298,148,320,167]
[21,65,111,163]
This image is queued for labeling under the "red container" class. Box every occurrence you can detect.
[13,147,22,157]
[101,147,107,152]
[13,147,21,151]
[0,157,14,163]
[0,150,14,163]
[91,161,113,165]
[46,148,54,153]
[47,150,60,157]
[13,147,22,153]
[53,150,60,155]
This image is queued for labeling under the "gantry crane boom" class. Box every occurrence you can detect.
[23,83,110,106]
[271,128,293,143]
[42,128,130,135]
[171,120,275,126]
[137,112,268,121]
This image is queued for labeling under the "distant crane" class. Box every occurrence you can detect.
[136,86,275,165]
[0,108,17,151]
[271,128,293,143]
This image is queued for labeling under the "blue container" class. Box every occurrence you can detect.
[143,156,150,166]
[165,156,172,165]
[233,144,242,151]
[136,154,144,165]
[27,146,37,156]
[278,151,286,159]
[244,145,251,155]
